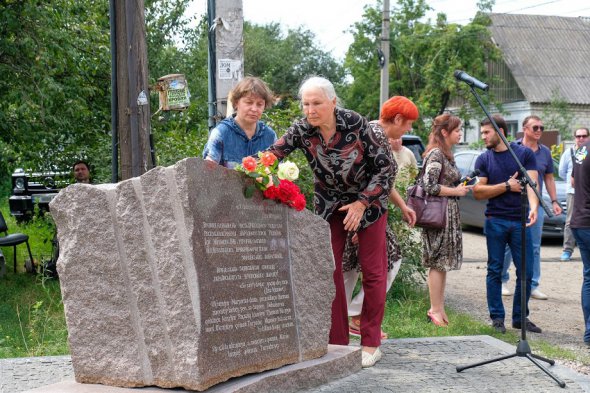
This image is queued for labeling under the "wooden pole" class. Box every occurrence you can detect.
[115,0,153,180]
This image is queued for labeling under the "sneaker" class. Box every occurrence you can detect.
[492,319,506,334]
[361,347,383,368]
[512,318,542,333]
[501,283,512,296]
[531,288,548,300]
[560,251,572,261]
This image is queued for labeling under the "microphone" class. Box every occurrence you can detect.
[454,70,489,91]
[454,169,480,186]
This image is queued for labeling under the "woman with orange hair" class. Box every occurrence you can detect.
[420,114,472,327]
[344,96,419,341]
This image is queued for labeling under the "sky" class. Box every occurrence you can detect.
[187,0,590,60]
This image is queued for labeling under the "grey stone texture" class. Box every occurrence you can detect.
[48,158,335,391]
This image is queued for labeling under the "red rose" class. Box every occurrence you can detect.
[277,180,298,203]
[242,156,257,172]
[259,152,277,167]
[263,185,280,200]
[292,193,307,211]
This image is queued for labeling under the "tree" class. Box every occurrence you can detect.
[243,22,345,97]
[542,90,575,140]
[0,0,112,179]
[342,0,501,137]
[0,1,204,182]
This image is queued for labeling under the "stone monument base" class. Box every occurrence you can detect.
[25,345,360,393]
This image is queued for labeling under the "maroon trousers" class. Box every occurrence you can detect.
[328,213,388,347]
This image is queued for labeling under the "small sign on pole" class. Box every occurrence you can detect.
[156,74,191,111]
[218,59,241,80]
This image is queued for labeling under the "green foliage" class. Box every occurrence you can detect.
[542,89,575,140]
[343,0,501,140]
[244,23,345,97]
[0,0,112,178]
[0,199,66,358]
[388,166,425,287]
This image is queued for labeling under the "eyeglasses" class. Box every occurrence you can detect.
[527,125,544,132]
[575,134,589,139]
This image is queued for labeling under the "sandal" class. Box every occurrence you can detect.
[349,318,388,339]
[427,311,448,327]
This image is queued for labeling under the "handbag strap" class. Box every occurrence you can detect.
[417,149,445,186]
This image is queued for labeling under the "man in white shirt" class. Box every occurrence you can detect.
[389,138,417,182]
[559,127,590,261]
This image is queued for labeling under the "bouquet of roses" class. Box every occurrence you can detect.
[235,151,307,211]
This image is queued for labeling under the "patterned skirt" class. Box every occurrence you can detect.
[421,198,463,271]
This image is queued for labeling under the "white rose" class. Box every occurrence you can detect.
[277,161,299,181]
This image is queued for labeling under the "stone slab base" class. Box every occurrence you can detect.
[25,345,360,393]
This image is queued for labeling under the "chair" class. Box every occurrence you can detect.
[0,211,34,273]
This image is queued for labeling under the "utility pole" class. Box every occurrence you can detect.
[379,0,390,109]
[208,0,244,127]
[115,0,153,180]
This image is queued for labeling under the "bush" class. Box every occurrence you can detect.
[388,166,425,293]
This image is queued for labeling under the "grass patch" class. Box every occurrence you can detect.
[380,282,590,364]
[0,272,68,358]
[382,283,521,342]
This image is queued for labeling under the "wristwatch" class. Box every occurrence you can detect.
[551,199,558,204]
[505,181,510,192]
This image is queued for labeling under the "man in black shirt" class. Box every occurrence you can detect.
[571,139,590,346]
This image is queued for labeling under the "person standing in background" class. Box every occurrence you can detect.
[73,160,91,184]
[559,127,589,261]
[389,137,418,183]
[421,114,472,327]
[570,133,590,345]
[501,115,562,300]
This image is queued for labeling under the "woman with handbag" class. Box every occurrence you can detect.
[420,114,472,327]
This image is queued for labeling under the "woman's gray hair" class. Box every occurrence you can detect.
[298,76,340,105]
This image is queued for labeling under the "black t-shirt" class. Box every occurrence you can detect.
[571,140,590,228]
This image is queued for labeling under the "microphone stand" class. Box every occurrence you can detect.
[455,85,565,388]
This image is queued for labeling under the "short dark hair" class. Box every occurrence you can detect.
[480,115,508,136]
[72,160,90,172]
[522,115,541,129]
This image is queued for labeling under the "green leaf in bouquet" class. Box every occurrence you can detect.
[244,185,256,198]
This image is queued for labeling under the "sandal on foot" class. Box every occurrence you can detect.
[427,311,448,327]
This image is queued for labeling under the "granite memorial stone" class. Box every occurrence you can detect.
[49,157,336,391]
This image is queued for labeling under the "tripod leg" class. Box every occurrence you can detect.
[456,353,516,372]
[530,352,555,366]
[525,354,566,388]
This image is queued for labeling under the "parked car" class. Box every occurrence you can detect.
[9,168,70,222]
[455,149,566,239]
[401,134,425,168]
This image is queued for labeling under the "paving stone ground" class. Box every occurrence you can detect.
[2,336,589,393]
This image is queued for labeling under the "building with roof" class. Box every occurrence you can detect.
[458,13,590,144]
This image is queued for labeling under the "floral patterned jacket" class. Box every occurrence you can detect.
[268,108,393,228]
